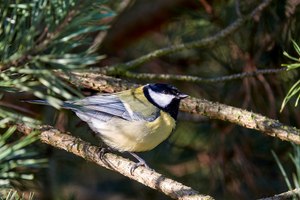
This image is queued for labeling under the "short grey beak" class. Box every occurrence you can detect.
[178,93,188,99]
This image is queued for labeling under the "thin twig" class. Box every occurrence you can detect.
[100,0,273,73]
[258,188,300,200]
[60,72,300,145]
[0,101,36,116]
[16,123,214,200]
[235,0,242,17]
[113,68,286,83]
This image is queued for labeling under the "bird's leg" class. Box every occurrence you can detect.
[128,152,151,175]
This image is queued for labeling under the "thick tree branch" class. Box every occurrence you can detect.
[17,124,214,200]
[57,71,138,93]
[99,0,273,73]
[258,188,300,200]
[61,72,300,145]
[181,98,300,145]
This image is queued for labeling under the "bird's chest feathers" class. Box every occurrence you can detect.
[146,111,175,135]
[96,111,176,152]
[136,111,175,151]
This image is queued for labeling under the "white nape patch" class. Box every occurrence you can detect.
[148,88,175,108]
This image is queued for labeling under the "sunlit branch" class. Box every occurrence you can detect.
[181,97,300,145]
[17,124,214,200]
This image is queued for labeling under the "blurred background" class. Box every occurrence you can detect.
[1,0,300,199]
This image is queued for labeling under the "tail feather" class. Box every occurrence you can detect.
[21,99,50,105]
[22,99,79,110]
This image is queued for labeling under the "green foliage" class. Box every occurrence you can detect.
[277,41,300,198]
[0,0,113,108]
[0,0,113,196]
[272,145,300,199]
[0,126,47,190]
[281,40,300,111]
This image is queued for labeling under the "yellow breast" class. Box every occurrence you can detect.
[97,111,176,152]
[139,110,176,151]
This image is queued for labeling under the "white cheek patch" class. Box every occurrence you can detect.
[148,89,175,108]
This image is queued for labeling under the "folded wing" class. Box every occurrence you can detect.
[65,94,159,122]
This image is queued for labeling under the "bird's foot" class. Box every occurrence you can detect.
[130,161,151,175]
[99,147,111,160]
[128,152,152,175]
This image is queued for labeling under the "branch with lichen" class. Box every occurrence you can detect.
[98,0,273,73]
[107,68,286,83]
[16,123,214,200]
[181,97,300,144]
[61,72,300,145]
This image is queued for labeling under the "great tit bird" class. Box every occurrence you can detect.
[26,83,188,172]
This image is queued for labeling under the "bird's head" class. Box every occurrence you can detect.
[143,83,188,119]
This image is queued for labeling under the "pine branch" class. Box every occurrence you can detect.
[111,68,286,83]
[16,124,214,200]
[61,72,300,145]
[0,126,47,189]
[0,0,111,108]
[100,0,273,73]
[0,1,82,71]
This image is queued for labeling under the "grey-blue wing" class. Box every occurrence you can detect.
[65,94,156,122]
